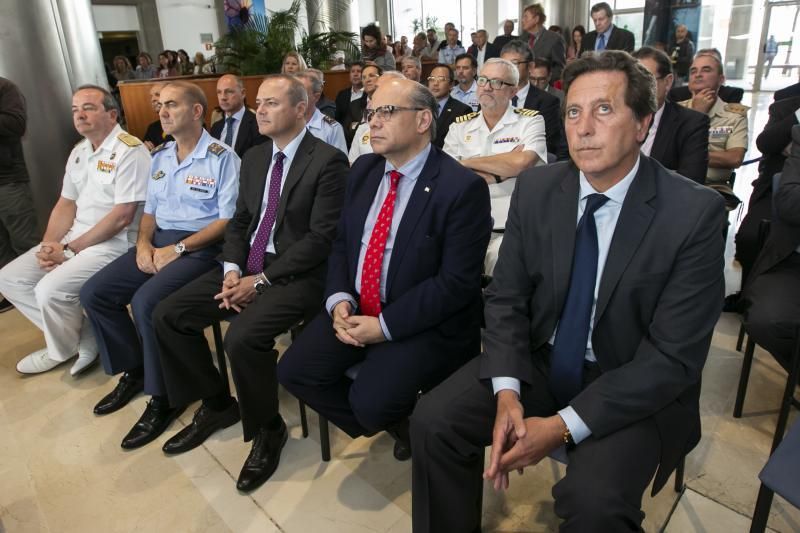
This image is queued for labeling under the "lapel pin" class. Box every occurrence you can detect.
[424,186,430,193]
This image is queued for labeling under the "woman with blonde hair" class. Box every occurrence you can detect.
[111,55,135,83]
[281,51,307,74]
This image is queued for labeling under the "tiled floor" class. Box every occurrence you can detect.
[1,91,799,532]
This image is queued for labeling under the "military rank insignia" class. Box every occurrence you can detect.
[361,133,370,144]
[96,160,116,173]
[152,170,165,180]
[117,132,143,147]
[185,175,216,188]
[207,143,226,156]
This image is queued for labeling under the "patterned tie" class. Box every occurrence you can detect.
[359,170,402,317]
[224,116,235,146]
[597,33,606,51]
[246,152,285,275]
[549,193,609,406]
[528,33,536,51]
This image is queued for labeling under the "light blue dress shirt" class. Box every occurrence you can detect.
[595,26,614,50]
[144,129,240,232]
[439,45,466,65]
[326,143,432,340]
[492,157,640,444]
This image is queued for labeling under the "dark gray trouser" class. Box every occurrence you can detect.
[0,181,39,271]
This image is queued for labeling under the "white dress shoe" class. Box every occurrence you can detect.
[70,352,98,376]
[17,349,62,374]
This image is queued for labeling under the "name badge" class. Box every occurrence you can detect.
[494,137,521,144]
[96,160,116,173]
[152,170,165,180]
[185,175,216,188]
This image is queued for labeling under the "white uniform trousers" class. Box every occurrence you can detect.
[0,241,126,361]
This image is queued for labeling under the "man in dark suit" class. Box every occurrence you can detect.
[410,50,726,532]
[427,63,473,148]
[634,47,709,184]
[493,20,517,50]
[142,83,173,151]
[742,124,800,370]
[580,2,635,54]
[152,75,348,492]
[335,62,364,125]
[209,74,267,158]
[502,41,568,160]
[774,80,800,101]
[277,78,492,461]
[520,4,566,84]
[468,29,500,70]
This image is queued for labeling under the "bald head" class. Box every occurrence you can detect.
[216,74,245,115]
[369,78,437,164]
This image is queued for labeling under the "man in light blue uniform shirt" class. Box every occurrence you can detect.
[450,54,480,112]
[296,71,348,154]
[81,81,240,451]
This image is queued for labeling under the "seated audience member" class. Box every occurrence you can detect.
[520,4,566,84]
[567,25,586,62]
[443,58,547,275]
[362,24,396,71]
[278,77,491,462]
[633,47,709,184]
[580,2,635,54]
[439,28,467,65]
[308,69,337,119]
[679,52,748,190]
[437,22,462,51]
[177,49,193,75]
[411,32,429,58]
[501,41,568,161]
[210,74,268,158]
[0,85,150,375]
[331,51,346,71]
[422,29,440,60]
[335,62,365,148]
[411,50,726,533]
[111,56,135,86]
[668,48,744,103]
[296,71,348,154]
[153,75,348,492]
[281,51,307,75]
[135,52,158,80]
[427,64,473,148]
[81,82,240,449]
[143,84,174,151]
[348,66,392,164]
[531,58,564,102]
[469,30,500,70]
[742,125,800,370]
[451,53,480,112]
[493,20,518,50]
[400,56,422,83]
[157,52,178,78]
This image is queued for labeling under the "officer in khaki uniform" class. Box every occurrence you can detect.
[443,58,547,274]
[680,53,748,188]
[0,85,150,376]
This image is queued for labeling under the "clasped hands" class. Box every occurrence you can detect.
[36,241,67,271]
[332,300,386,347]
[136,243,180,274]
[214,270,257,313]
[483,390,567,492]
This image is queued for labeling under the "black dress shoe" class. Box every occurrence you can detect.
[162,401,241,455]
[236,418,288,492]
[120,399,186,450]
[94,373,144,415]
[0,297,14,313]
[387,419,412,461]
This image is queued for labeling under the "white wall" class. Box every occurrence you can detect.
[92,5,140,32]
[155,0,219,53]
[359,0,376,27]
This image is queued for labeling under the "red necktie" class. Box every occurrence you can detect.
[529,34,536,50]
[359,170,402,317]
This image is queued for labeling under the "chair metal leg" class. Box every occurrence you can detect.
[211,321,231,397]
[736,323,746,352]
[319,414,331,461]
[749,483,775,533]
[769,329,800,454]
[674,456,686,493]
[298,400,309,438]
[734,337,756,418]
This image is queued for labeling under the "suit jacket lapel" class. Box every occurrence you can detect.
[235,111,253,154]
[275,131,313,225]
[650,102,674,163]
[594,158,657,324]
[552,166,580,319]
[248,140,273,236]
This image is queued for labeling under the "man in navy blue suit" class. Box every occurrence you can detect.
[278,78,492,459]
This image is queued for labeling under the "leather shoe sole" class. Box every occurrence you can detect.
[94,377,144,416]
[236,425,288,492]
[121,405,186,450]
[162,403,241,455]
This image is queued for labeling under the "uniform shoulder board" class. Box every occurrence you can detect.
[514,108,540,118]
[322,114,338,126]
[207,142,227,156]
[117,132,143,147]
[151,142,170,155]
[724,103,749,116]
[455,112,480,124]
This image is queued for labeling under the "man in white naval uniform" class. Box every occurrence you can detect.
[444,58,546,275]
[0,85,150,375]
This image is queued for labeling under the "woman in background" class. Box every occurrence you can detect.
[281,51,307,74]
[157,52,178,78]
[134,52,158,79]
[567,25,585,62]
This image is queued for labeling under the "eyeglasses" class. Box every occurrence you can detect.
[476,76,515,90]
[365,105,426,122]
[427,75,450,83]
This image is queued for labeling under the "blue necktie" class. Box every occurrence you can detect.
[549,193,609,406]
[224,116,235,146]
[597,33,606,51]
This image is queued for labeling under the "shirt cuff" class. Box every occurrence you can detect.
[491,377,521,396]
[379,313,392,341]
[326,292,356,317]
[223,262,242,277]
[558,406,592,445]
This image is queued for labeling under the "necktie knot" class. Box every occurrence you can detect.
[584,193,609,218]
[275,151,286,163]
[226,116,235,126]
[389,170,402,189]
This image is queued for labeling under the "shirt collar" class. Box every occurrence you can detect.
[166,128,213,164]
[226,106,246,121]
[578,155,639,206]
[709,96,726,117]
[271,127,306,163]
[93,124,123,154]
[307,108,324,130]
[384,143,431,183]
[457,80,477,95]
[515,82,530,104]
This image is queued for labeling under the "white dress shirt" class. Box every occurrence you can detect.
[219,106,246,149]
[640,103,665,157]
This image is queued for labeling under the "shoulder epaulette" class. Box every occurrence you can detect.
[455,111,480,124]
[322,114,338,126]
[150,142,170,155]
[117,132,142,147]
[207,142,227,156]
[514,108,540,118]
[724,103,749,116]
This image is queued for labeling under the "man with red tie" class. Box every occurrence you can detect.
[278,78,492,460]
[152,74,348,492]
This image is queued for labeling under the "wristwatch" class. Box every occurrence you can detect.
[253,272,269,295]
[63,243,76,260]
[563,428,576,450]
[173,241,187,255]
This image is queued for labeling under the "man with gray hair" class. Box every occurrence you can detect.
[400,55,422,82]
[0,85,150,376]
[443,57,547,275]
[296,71,348,154]
[307,68,337,118]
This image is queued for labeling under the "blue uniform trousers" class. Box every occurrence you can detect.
[81,228,219,396]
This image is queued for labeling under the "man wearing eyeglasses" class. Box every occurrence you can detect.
[278,77,492,463]
[427,63,473,148]
[443,57,547,275]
